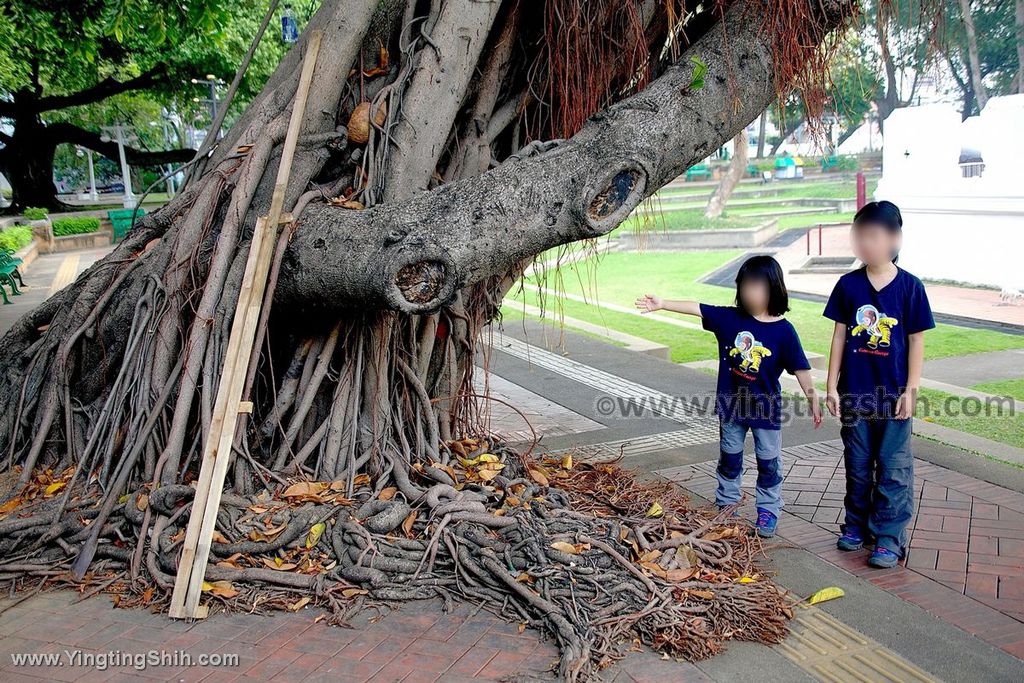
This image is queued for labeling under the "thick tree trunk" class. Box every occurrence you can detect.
[0,0,856,678]
[958,0,988,110]
[756,111,767,158]
[0,113,61,211]
[0,93,195,212]
[1016,0,1024,93]
[704,129,749,219]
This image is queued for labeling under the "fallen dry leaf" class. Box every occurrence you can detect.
[202,581,239,598]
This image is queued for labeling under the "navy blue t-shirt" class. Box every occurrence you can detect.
[700,304,811,429]
[823,266,935,417]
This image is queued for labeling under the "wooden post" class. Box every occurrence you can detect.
[168,31,323,619]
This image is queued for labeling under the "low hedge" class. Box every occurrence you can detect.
[52,216,101,237]
[22,207,48,221]
[0,226,34,252]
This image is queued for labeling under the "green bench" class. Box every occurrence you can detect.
[0,249,25,304]
[821,155,839,172]
[108,208,145,242]
[686,163,712,181]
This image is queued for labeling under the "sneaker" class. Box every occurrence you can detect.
[837,529,864,551]
[868,547,900,568]
[755,508,778,537]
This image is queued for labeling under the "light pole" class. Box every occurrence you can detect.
[191,74,224,141]
[150,115,176,197]
[101,124,137,208]
[76,147,99,201]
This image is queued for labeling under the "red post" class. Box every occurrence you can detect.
[806,228,810,256]
[856,171,866,210]
[818,224,823,255]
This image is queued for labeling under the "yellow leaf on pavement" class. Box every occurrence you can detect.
[807,586,845,605]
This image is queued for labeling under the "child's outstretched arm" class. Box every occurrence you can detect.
[825,322,845,418]
[897,332,925,419]
[794,369,822,427]
[635,294,701,317]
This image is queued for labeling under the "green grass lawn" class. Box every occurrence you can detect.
[972,378,1024,401]
[618,173,876,234]
[508,251,1024,364]
[655,176,878,202]
[775,211,854,230]
[499,305,628,348]
[619,205,854,234]
[618,209,756,232]
[918,387,1024,451]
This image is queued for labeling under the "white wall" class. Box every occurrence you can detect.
[874,98,1024,289]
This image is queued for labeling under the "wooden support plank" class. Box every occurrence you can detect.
[168,31,323,619]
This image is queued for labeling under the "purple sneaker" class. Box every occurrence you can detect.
[755,508,778,537]
[837,529,864,551]
[868,547,900,568]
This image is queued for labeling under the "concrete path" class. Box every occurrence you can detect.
[0,247,112,333]
[924,349,1024,388]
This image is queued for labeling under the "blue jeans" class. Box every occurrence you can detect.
[716,419,783,516]
[840,416,914,557]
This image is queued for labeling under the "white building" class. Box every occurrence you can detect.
[873,95,1024,290]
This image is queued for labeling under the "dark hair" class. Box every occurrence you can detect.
[735,255,789,316]
[853,200,902,263]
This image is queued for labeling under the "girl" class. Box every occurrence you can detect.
[635,255,821,537]
[823,200,934,569]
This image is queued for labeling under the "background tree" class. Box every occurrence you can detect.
[0,0,296,209]
[940,0,1020,117]
[0,1,860,679]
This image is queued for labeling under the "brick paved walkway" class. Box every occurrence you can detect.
[659,439,1024,659]
[0,588,723,682]
[0,592,563,682]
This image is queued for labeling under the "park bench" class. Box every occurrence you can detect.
[686,163,712,181]
[0,249,25,304]
[821,155,839,172]
[107,208,146,242]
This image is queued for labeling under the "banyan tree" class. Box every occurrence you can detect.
[0,1,859,679]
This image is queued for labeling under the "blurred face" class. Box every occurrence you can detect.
[739,278,770,315]
[852,222,901,266]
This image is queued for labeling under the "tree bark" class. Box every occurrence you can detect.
[704,129,749,218]
[0,1,857,674]
[0,106,194,211]
[756,111,767,158]
[958,0,988,110]
[283,0,829,313]
[1016,0,1024,93]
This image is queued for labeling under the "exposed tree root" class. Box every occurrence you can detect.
[0,443,791,682]
[0,2,856,681]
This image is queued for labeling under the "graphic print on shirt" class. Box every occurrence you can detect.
[728,331,772,375]
[850,304,899,353]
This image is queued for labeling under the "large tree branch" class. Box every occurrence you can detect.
[34,67,169,113]
[48,123,195,166]
[380,0,503,201]
[279,0,852,315]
